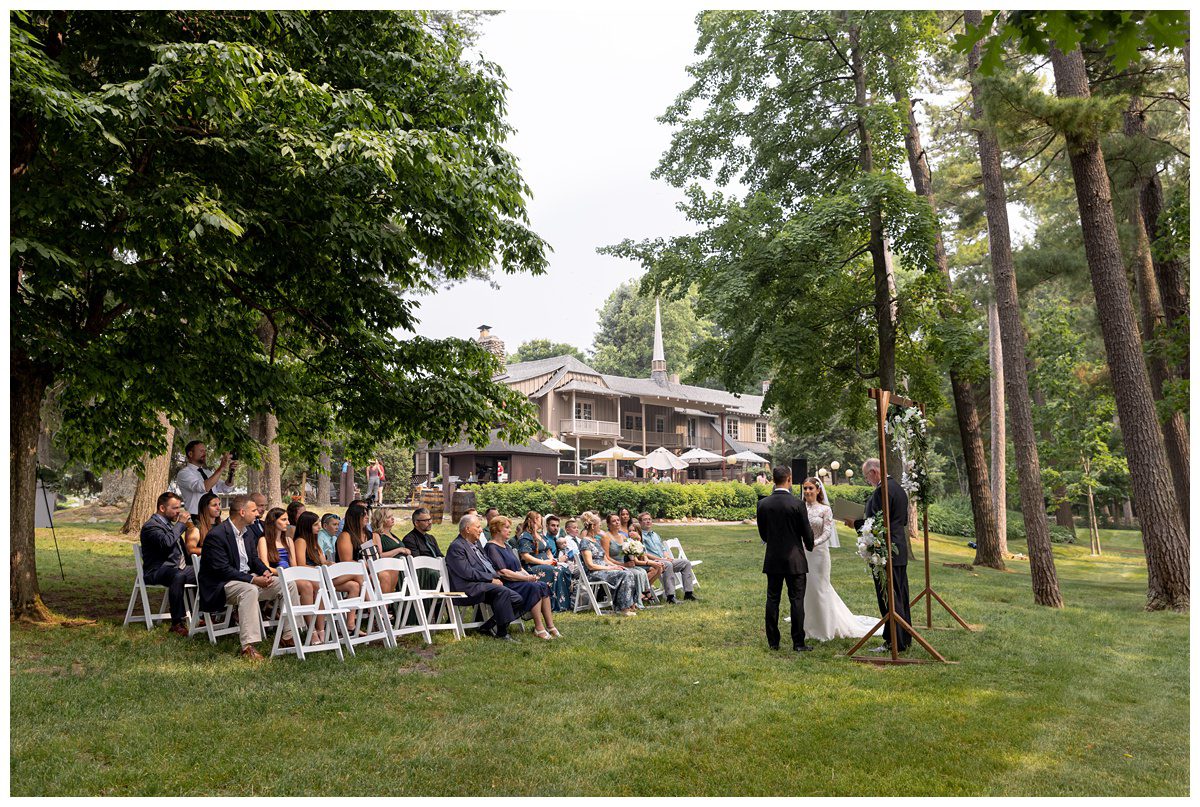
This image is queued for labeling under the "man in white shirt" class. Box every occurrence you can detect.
[175,440,235,517]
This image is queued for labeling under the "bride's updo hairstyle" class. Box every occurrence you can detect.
[803,477,828,504]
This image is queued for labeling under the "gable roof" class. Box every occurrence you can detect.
[496,355,600,384]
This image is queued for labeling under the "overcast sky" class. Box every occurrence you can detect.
[410,9,703,355]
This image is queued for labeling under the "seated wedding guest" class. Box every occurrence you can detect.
[486,516,560,639]
[256,507,293,573]
[336,503,372,563]
[480,507,500,544]
[444,514,525,642]
[285,500,306,541]
[317,513,340,561]
[140,492,194,636]
[288,510,329,643]
[517,511,572,612]
[618,506,634,533]
[176,441,234,518]
[402,507,442,590]
[370,506,413,594]
[334,499,372,538]
[199,494,298,659]
[557,517,582,560]
[177,506,200,565]
[602,513,653,607]
[188,492,223,556]
[578,512,637,616]
[296,511,363,628]
[624,522,665,598]
[246,493,268,543]
[639,512,696,603]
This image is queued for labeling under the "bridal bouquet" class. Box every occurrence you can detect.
[855,517,895,583]
[621,539,645,558]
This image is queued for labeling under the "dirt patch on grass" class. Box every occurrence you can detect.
[53,504,129,524]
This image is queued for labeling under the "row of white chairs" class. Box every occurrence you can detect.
[124,536,704,658]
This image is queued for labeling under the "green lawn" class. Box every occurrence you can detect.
[10,513,1189,796]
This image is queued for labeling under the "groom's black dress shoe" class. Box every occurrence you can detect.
[768,645,780,651]
[793,645,813,652]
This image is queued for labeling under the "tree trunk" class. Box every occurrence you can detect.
[11,349,54,621]
[1055,494,1076,536]
[247,413,263,495]
[1138,159,1189,382]
[98,468,139,507]
[254,319,284,509]
[1050,44,1189,611]
[987,300,1010,557]
[893,81,1002,569]
[1123,99,1190,525]
[1122,498,1135,529]
[1086,485,1101,556]
[120,414,176,534]
[848,18,896,392]
[316,443,332,506]
[968,12,1062,607]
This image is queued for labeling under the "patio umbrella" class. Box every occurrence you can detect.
[588,446,645,462]
[635,446,689,472]
[679,447,724,464]
[727,449,770,464]
[541,437,575,452]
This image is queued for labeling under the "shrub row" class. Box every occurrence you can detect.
[460,480,878,522]
[927,496,1075,544]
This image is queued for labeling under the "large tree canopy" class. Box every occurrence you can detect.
[10,10,548,617]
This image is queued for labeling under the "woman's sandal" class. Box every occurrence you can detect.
[548,626,562,638]
[534,628,553,641]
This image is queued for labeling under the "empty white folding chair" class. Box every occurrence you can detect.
[186,554,240,644]
[665,538,702,589]
[366,557,432,644]
[123,544,176,630]
[270,566,346,661]
[573,558,616,615]
[409,556,464,640]
[323,560,395,653]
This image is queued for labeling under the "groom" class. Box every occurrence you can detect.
[757,465,815,652]
[847,458,912,652]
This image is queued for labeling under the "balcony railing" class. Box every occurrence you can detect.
[620,429,684,448]
[559,418,621,437]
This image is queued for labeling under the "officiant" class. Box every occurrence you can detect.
[846,458,912,652]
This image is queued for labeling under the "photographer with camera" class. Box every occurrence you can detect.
[177,441,237,519]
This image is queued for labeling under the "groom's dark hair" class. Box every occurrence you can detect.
[772,465,791,486]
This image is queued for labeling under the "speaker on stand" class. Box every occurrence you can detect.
[791,457,808,484]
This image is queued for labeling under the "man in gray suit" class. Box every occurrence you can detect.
[756,465,815,652]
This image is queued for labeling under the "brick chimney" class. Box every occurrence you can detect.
[477,325,506,368]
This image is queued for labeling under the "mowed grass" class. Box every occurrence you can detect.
[10,513,1188,796]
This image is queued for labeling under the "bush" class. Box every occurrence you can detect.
[927,495,1076,544]
[460,479,765,521]
[823,483,874,504]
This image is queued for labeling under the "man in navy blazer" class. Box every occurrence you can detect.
[445,513,523,641]
[199,493,297,659]
[756,465,815,652]
[139,491,194,635]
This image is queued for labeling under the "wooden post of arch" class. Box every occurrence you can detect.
[845,388,949,665]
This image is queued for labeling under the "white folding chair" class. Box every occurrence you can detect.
[409,556,464,640]
[270,566,346,661]
[574,557,616,615]
[323,560,395,653]
[366,557,432,644]
[665,538,702,589]
[186,554,240,644]
[124,544,177,630]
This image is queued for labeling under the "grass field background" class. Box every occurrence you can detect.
[9,508,1189,796]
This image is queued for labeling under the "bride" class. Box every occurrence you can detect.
[792,476,881,641]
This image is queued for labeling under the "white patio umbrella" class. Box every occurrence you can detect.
[588,446,644,462]
[727,449,771,465]
[541,437,575,452]
[635,446,689,472]
[679,447,724,464]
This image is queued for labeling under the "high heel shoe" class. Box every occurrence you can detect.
[534,628,553,640]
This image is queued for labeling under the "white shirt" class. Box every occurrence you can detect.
[233,522,250,574]
[176,462,232,515]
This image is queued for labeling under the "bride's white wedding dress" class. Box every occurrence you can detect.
[801,501,881,641]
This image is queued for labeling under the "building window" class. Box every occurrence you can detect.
[756,421,768,443]
[687,418,697,442]
[624,414,642,431]
[726,417,740,439]
[655,415,666,433]
[575,401,593,421]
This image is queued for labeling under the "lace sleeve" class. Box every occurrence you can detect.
[813,505,835,547]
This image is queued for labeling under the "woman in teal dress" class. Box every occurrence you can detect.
[517,511,572,612]
[602,513,653,607]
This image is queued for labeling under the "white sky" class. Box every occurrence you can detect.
[410,9,703,355]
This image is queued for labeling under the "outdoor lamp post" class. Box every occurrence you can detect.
[845,469,853,482]
[830,460,840,474]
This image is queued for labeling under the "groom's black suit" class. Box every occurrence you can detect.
[757,487,815,649]
[855,475,912,651]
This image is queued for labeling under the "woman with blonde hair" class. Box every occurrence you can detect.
[369,506,412,594]
[579,512,638,616]
[517,511,571,611]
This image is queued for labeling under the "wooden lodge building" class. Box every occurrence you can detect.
[415,304,772,484]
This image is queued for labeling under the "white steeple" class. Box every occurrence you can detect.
[651,298,668,384]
